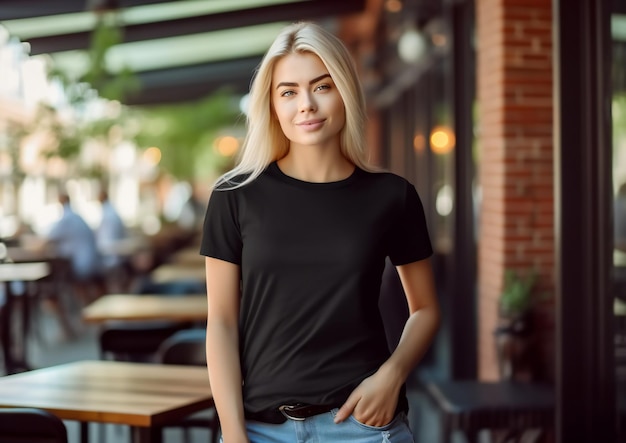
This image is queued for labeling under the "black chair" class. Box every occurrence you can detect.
[156,328,220,443]
[157,328,208,366]
[424,380,554,443]
[0,407,68,443]
[134,278,206,296]
[99,320,192,362]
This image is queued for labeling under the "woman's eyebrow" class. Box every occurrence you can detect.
[275,73,331,90]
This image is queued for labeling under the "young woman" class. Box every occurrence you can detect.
[200,22,440,443]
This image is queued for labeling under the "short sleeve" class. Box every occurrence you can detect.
[387,182,433,266]
[199,188,242,264]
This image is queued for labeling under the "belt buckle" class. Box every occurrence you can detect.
[278,404,306,421]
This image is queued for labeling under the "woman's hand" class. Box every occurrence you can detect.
[333,365,402,426]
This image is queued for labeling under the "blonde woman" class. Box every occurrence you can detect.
[201,22,439,443]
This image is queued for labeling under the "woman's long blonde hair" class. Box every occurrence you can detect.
[215,21,375,189]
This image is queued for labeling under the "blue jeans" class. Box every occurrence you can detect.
[221,408,414,443]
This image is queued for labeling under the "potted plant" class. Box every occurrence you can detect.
[494,269,537,380]
[499,269,536,333]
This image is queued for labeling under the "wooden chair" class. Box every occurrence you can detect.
[156,328,220,443]
[0,407,68,443]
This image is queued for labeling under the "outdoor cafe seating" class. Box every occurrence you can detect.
[0,407,68,443]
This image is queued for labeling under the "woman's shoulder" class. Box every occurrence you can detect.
[360,168,414,190]
[212,169,261,192]
[213,175,250,192]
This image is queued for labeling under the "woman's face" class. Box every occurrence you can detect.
[271,52,345,151]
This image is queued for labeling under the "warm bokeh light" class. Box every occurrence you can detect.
[385,0,403,13]
[19,134,45,174]
[432,33,448,48]
[0,151,11,175]
[430,125,455,154]
[413,133,426,153]
[46,157,67,178]
[214,135,239,157]
[143,146,162,165]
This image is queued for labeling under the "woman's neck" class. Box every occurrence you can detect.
[277,148,354,183]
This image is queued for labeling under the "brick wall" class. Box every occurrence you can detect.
[476,0,555,381]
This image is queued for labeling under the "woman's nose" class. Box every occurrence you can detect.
[299,92,317,112]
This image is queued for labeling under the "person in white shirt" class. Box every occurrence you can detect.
[46,193,103,303]
[96,190,130,291]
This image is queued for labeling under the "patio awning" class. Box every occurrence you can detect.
[1,0,366,105]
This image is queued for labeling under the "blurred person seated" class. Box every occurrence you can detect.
[43,192,104,304]
[163,181,204,231]
[96,190,133,291]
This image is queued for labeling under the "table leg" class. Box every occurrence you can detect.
[466,428,480,443]
[0,281,29,374]
[5,281,31,374]
[132,426,162,443]
[19,282,32,367]
[440,413,453,443]
[80,422,89,443]
[0,282,12,374]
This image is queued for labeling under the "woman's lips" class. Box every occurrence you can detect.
[296,119,325,131]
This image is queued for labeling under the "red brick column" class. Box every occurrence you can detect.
[476,0,555,380]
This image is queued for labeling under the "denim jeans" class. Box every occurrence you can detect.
[221,408,414,443]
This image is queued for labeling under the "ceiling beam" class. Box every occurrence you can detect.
[126,55,261,106]
[21,0,366,55]
[0,0,172,20]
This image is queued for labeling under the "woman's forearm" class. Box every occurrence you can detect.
[380,305,440,383]
[206,320,248,443]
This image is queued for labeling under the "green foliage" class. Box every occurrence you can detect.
[19,14,238,183]
[34,13,139,169]
[1,122,28,183]
[134,89,242,180]
[500,269,537,317]
[81,14,141,101]
[33,105,82,160]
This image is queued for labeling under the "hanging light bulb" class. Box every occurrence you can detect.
[398,26,427,64]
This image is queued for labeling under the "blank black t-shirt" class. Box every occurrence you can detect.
[200,162,433,413]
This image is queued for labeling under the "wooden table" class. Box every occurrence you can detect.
[82,294,207,324]
[6,247,58,263]
[169,247,204,266]
[0,360,213,443]
[149,263,206,285]
[0,261,50,374]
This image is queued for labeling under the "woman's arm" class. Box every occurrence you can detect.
[383,258,440,381]
[205,257,249,443]
[335,258,440,426]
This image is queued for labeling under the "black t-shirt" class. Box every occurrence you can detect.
[200,162,433,413]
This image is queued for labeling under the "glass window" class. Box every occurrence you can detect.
[611,13,626,440]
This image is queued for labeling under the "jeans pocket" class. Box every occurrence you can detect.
[347,412,401,431]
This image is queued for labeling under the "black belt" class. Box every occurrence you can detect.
[245,403,340,424]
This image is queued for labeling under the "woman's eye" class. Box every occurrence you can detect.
[315,84,330,92]
[280,90,295,97]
